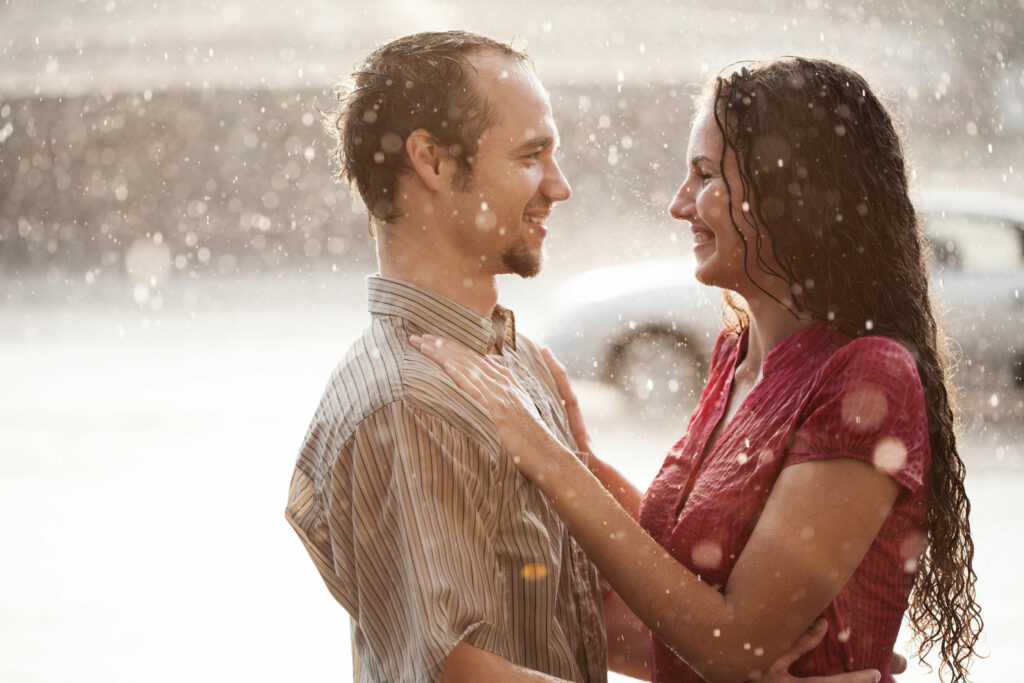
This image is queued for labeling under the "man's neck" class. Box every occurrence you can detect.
[376,224,501,319]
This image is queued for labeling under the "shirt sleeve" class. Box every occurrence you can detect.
[785,337,931,493]
[288,399,510,682]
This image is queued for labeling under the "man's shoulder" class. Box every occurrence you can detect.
[312,317,502,454]
[314,318,407,428]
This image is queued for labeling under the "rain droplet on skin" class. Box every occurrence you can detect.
[475,211,496,231]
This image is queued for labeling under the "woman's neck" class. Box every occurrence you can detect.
[737,294,813,383]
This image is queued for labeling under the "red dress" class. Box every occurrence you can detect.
[638,321,931,682]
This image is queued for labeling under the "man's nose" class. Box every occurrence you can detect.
[544,160,572,202]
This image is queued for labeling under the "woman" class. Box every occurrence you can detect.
[411,58,982,682]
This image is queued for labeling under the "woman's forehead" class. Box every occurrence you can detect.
[687,107,724,159]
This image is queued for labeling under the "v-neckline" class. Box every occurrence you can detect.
[698,331,752,461]
[671,331,754,517]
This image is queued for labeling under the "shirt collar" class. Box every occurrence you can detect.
[367,275,517,355]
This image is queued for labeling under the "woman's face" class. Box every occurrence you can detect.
[668,106,785,301]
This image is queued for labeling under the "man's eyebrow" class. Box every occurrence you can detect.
[514,135,556,153]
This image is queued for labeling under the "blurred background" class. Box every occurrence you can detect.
[2,0,1021,681]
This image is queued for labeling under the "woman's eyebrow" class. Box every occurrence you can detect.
[691,154,713,167]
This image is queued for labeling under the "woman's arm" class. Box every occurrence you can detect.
[540,347,644,518]
[412,334,899,682]
[517,431,898,682]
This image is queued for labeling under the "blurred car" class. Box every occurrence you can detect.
[543,188,1024,415]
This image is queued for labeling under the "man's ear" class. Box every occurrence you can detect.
[406,129,448,191]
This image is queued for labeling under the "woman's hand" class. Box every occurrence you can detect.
[409,333,573,481]
[542,346,645,518]
[540,347,594,456]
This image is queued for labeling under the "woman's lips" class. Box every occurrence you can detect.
[692,227,714,248]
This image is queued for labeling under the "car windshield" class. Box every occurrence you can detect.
[926,212,1024,273]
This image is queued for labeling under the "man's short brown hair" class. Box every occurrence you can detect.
[327,31,529,223]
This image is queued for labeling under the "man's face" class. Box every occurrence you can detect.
[442,53,571,278]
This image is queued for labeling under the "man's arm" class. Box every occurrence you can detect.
[333,400,515,680]
[442,643,572,682]
[604,589,653,680]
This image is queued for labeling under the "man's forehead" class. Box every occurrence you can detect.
[467,49,534,81]
[469,53,557,139]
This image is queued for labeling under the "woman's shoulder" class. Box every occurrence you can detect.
[788,332,931,492]
[822,334,922,390]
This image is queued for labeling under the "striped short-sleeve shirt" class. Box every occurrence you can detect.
[285,276,607,683]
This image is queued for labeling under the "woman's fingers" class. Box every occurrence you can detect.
[409,333,569,481]
[410,334,520,411]
[540,347,577,408]
[762,620,882,683]
[408,335,493,407]
[412,334,503,379]
[768,617,828,673]
[541,346,591,453]
[440,360,488,406]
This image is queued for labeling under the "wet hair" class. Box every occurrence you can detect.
[326,31,529,223]
[702,57,982,681]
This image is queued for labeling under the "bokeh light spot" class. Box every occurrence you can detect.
[841,382,888,432]
[873,436,907,475]
[520,563,548,580]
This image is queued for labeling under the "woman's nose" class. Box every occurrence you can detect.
[668,181,694,221]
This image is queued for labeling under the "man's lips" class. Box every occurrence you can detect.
[524,212,551,236]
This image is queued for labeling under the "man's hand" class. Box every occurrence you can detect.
[759,618,880,683]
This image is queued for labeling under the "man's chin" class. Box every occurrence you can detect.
[501,244,544,279]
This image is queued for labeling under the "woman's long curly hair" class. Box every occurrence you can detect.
[702,57,982,681]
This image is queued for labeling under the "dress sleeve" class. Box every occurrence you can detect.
[785,337,930,493]
[294,399,510,682]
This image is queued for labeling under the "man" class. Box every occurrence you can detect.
[285,31,890,682]
[286,32,608,682]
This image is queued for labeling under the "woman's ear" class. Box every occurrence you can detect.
[406,129,447,191]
